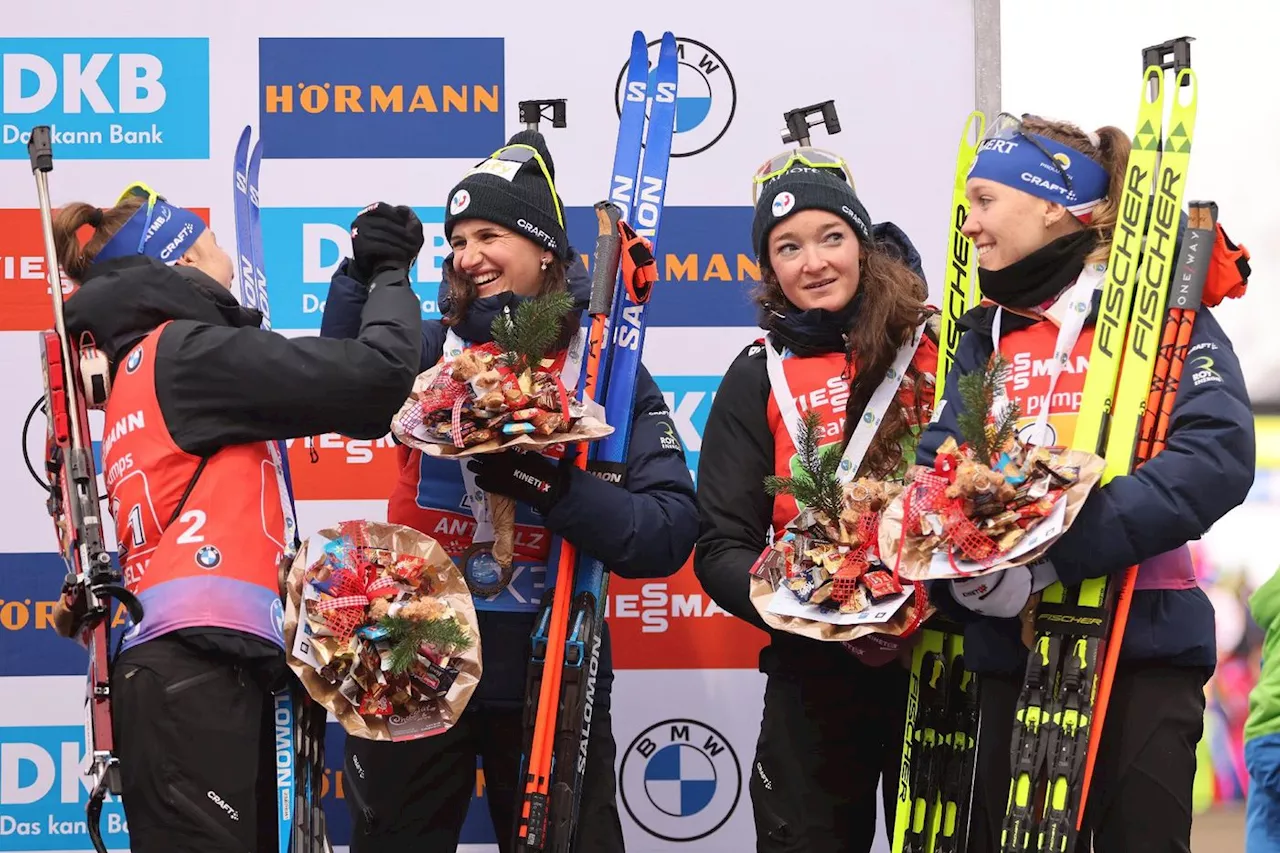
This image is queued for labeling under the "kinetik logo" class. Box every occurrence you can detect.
[614,37,736,158]
[259,38,504,159]
[0,38,210,159]
[0,208,211,331]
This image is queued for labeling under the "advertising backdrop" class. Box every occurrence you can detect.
[0,3,987,850]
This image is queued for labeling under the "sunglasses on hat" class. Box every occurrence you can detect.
[751,147,856,204]
[982,112,1074,193]
[462,144,565,228]
[115,181,168,255]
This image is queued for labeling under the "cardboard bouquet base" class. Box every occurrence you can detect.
[283,520,483,742]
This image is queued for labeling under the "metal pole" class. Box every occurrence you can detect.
[973,0,1002,118]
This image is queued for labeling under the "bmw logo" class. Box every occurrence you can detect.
[270,598,285,640]
[614,37,737,158]
[619,718,741,842]
[125,347,144,374]
[195,545,222,570]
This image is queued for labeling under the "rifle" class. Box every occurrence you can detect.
[28,125,144,853]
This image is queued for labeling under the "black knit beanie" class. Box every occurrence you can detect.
[751,166,873,260]
[444,129,571,259]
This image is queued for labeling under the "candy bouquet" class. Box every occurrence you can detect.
[284,519,482,741]
[749,410,934,646]
[878,354,1105,581]
[391,292,612,592]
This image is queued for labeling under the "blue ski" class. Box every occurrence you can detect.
[549,31,679,852]
[233,127,327,853]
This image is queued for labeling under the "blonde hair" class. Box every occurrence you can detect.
[1020,116,1133,266]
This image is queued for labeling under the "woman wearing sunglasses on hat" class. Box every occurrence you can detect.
[693,154,941,853]
[318,129,697,852]
[50,187,423,853]
[915,114,1254,852]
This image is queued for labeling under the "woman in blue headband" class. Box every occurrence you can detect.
[915,115,1254,851]
[51,185,424,853]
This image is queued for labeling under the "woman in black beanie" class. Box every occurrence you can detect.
[320,130,699,852]
[694,161,941,852]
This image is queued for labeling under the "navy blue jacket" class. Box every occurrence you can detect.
[917,298,1255,675]
[319,255,698,701]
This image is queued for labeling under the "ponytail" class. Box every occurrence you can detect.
[51,195,146,282]
[1020,117,1133,266]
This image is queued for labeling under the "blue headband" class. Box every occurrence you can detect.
[95,198,207,264]
[968,132,1109,211]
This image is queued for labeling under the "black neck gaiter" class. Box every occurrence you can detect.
[977,230,1098,309]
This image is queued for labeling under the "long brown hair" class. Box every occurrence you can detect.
[442,255,579,345]
[1019,116,1133,266]
[754,240,935,480]
[50,195,146,282]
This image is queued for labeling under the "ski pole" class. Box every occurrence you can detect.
[515,203,622,850]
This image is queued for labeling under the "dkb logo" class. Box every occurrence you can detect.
[0,38,210,159]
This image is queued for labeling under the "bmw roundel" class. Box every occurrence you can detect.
[620,718,742,842]
[125,347,144,374]
[270,598,285,640]
[195,545,222,570]
[614,37,737,158]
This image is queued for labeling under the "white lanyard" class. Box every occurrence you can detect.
[444,325,586,538]
[765,321,925,484]
[991,264,1104,445]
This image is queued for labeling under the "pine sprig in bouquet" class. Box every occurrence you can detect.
[390,290,613,593]
[490,291,575,375]
[955,353,1021,466]
[753,412,907,615]
[284,520,483,742]
[764,410,844,524]
[882,352,1100,577]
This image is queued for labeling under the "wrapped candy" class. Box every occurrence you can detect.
[284,520,484,742]
[390,293,614,597]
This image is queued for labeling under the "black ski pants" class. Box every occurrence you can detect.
[750,660,909,853]
[343,694,626,852]
[113,635,280,853]
[968,662,1208,853]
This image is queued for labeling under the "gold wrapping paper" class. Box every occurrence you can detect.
[488,491,516,569]
[876,448,1107,582]
[283,520,483,742]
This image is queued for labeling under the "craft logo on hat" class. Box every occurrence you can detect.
[771,192,795,218]
[450,189,471,215]
[614,36,736,158]
[841,204,868,236]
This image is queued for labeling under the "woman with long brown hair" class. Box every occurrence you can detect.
[319,129,698,852]
[694,161,939,852]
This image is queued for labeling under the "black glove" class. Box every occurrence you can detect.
[467,450,571,515]
[348,202,424,285]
